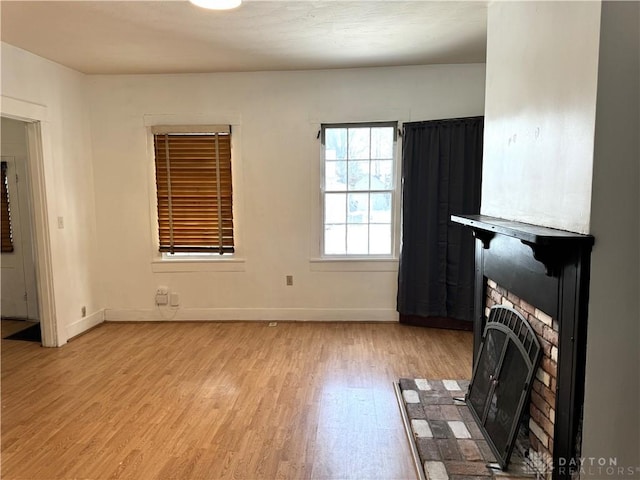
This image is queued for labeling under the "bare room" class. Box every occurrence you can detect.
[1,1,638,479]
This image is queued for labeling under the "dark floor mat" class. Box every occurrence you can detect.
[4,323,41,343]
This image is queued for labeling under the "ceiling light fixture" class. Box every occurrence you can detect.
[189,0,241,10]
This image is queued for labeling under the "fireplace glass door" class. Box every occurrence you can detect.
[467,306,542,469]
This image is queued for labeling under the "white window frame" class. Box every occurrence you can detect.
[318,121,400,261]
[143,114,245,273]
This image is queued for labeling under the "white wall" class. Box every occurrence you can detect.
[483,0,640,474]
[481,1,601,234]
[1,43,103,343]
[582,1,640,473]
[87,64,486,321]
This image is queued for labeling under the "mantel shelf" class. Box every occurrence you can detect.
[451,214,594,276]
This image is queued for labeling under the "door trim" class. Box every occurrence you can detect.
[2,96,59,347]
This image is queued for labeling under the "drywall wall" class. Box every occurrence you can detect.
[1,43,103,344]
[582,1,640,474]
[87,64,486,321]
[0,117,38,319]
[481,1,601,234]
[483,0,640,474]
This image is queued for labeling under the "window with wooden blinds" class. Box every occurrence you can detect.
[1,161,14,253]
[152,126,234,254]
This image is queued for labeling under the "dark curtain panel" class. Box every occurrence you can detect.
[397,117,483,324]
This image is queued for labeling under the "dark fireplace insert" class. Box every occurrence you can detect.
[467,305,542,469]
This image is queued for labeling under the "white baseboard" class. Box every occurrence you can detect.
[104,307,399,322]
[65,309,105,340]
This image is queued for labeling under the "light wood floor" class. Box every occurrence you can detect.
[1,321,472,480]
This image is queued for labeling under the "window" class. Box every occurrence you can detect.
[152,125,234,255]
[321,122,397,256]
[1,161,14,253]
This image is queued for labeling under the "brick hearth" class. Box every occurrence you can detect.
[398,378,535,480]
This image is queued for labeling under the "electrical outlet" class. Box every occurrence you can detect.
[156,294,168,305]
[286,275,293,286]
[156,286,169,305]
[170,292,180,307]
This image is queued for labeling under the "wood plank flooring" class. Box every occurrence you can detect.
[1,321,472,480]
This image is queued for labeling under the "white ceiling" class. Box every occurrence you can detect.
[0,0,487,74]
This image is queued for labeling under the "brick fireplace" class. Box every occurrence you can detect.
[486,280,558,475]
[451,214,594,480]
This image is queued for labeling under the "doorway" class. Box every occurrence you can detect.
[1,117,41,342]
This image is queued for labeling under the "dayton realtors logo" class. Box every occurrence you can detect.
[526,454,640,477]
[523,450,554,476]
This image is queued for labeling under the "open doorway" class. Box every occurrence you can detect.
[1,117,41,343]
[1,96,59,347]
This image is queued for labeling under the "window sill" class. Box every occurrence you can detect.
[151,258,246,273]
[309,257,399,272]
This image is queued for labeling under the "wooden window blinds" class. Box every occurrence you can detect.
[1,161,13,253]
[152,126,234,254]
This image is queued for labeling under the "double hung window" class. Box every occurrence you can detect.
[321,122,397,257]
[152,125,234,255]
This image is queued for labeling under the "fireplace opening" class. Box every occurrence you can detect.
[487,281,560,478]
[467,305,542,470]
